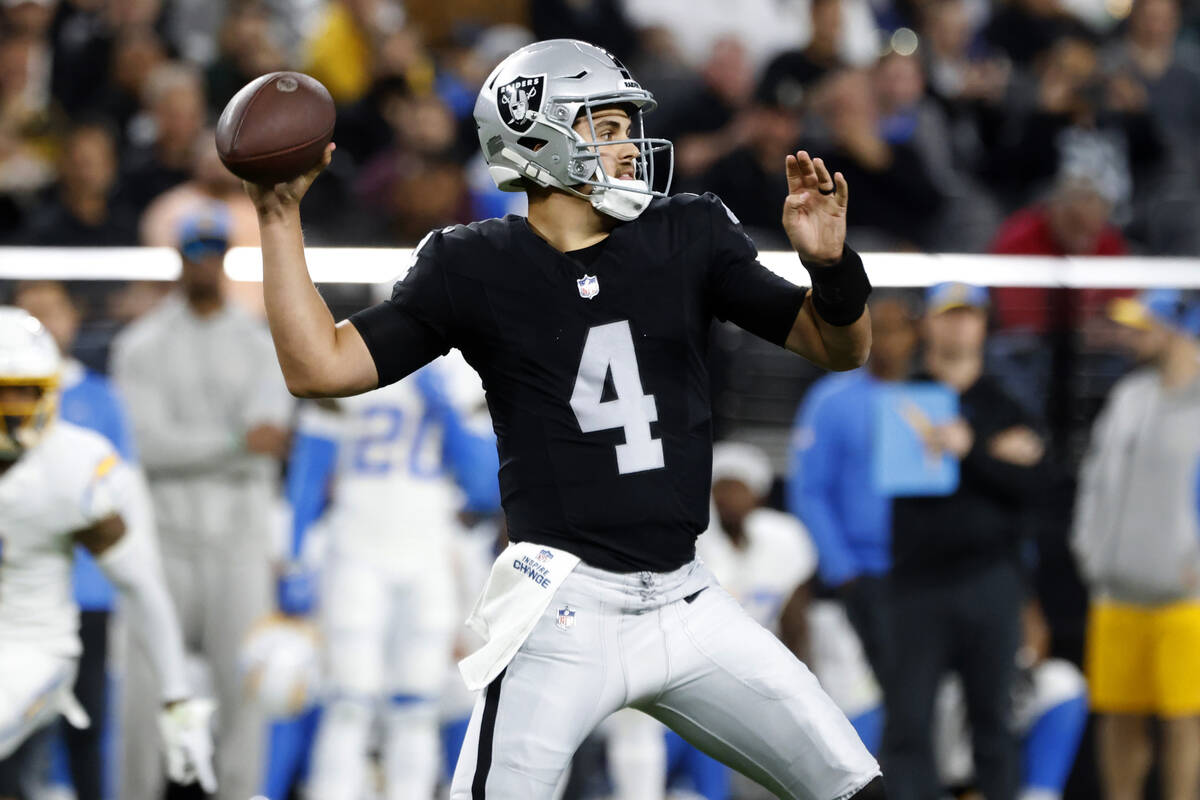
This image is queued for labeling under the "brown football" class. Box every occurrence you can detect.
[215,71,335,185]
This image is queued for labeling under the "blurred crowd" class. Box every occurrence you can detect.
[2,0,1200,260]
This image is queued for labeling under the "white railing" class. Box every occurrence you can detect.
[1,247,1198,288]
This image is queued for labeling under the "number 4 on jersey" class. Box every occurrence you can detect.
[570,320,665,474]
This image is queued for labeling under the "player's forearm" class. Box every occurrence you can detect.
[812,304,871,371]
[787,246,872,370]
[258,208,338,394]
[787,297,871,371]
[92,505,190,701]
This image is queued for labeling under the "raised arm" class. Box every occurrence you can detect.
[781,151,872,371]
[244,144,378,398]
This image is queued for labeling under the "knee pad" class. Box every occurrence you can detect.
[853,775,888,799]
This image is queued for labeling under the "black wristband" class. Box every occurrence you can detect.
[802,245,871,327]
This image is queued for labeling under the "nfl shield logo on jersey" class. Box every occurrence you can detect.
[556,605,577,631]
[577,275,599,300]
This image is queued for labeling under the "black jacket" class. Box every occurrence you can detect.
[891,374,1047,582]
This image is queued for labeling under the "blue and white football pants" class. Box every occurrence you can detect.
[308,553,456,800]
[450,560,880,800]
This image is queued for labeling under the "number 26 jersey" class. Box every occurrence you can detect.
[350,192,811,572]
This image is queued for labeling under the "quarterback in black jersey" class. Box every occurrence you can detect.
[246,38,883,800]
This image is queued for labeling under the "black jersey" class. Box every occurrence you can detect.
[350,192,809,572]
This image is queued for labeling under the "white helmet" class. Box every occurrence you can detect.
[0,307,61,458]
[239,615,321,718]
[474,38,673,221]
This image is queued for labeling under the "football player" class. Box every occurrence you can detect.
[0,308,215,798]
[244,38,881,800]
[284,354,488,800]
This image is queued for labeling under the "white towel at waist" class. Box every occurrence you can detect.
[458,541,581,691]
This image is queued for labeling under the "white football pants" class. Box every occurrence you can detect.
[450,559,879,800]
[0,645,79,760]
[307,553,456,800]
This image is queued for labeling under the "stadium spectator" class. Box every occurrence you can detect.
[919,0,1012,169]
[883,282,1048,800]
[530,0,638,61]
[204,2,289,117]
[111,206,293,800]
[95,27,169,150]
[13,279,136,800]
[1102,0,1200,253]
[1103,0,1200,166]
[2,0,55,40]
[20,121,137,246]
[873,49,1001,251]
[990,170,1131,332]
[983,0,1091,68]
[811,67,944,249]
[332,74,411,168]
[1073,290,1200,800]
[114,61,206,216]
[789,293,921,692]
[660,36,759,185]
[48,0,116,119]
[621,0,804,72]
[699,98,804,247]
[985,36,1165,213]
[0,29,59,204]
[303,0,405,105]
[139,129,259,250]
[353,90,470,243]
[757,0,850,110]
[991,166,1127,259]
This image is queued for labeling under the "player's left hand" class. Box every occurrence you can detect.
[782,150,849,266]
[159,698,217,794]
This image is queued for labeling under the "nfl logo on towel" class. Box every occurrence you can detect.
[577,275,599,299]
[537,549,554,562]
[556,605,576,631]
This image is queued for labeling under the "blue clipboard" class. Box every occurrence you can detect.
[872,382,960,497]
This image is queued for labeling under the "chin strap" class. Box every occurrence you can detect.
[590,177,653,221]
[501,144,654,221]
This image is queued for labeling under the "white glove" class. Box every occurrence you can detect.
[158,698,217,794]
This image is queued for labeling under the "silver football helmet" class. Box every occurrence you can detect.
[474,39,673,221]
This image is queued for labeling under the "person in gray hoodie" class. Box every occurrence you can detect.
[1073,288,1200,800]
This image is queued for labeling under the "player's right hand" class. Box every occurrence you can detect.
[159,698,217,794]
[244,142,335,217]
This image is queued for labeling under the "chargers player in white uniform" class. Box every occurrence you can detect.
[607,442,820,800]
[0,308,215,798]
[281,352,485,800]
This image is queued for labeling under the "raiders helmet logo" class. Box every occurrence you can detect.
[497,74,545,133]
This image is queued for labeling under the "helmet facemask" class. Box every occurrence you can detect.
[562,96,674,221]
[0,378,58,459]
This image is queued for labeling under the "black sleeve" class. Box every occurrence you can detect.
[704,193,808,347]
[348,231,455,387]
[960,383,1049,502]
